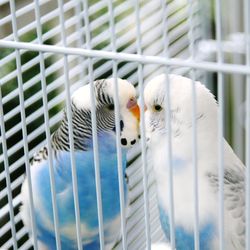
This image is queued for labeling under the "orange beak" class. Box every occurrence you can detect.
[127,98,140,122]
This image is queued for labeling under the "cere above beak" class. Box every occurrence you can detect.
[127,97,140,121]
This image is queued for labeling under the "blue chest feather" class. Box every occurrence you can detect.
[32,133,127,248]
[159,206,214,250]
[172,156,187,172]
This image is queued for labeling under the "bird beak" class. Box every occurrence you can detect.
[127,97,140,121]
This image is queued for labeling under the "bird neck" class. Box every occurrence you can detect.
[51,116,125,155]
[51,106,92,151]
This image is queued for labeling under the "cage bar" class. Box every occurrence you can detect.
[9,0,39,249]
[33,0,62,249]
[57,0,83,249]
[215,0,225,249]
[245,0,250,249]
[3,39,250,75]
[161,1,176,249]
[108,0,128,249]
[0,78,17,250]
[134,1,152,249]
[82,0,106,249]
[187,0,200,249]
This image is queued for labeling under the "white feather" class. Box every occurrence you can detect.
[151,242,172,250]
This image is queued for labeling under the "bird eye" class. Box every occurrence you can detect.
[107,104,115,111]
[154,104,163,112]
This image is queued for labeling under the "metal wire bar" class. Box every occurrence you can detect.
[187,0,199,249]
[3,40,250,75]
[127,201,159,250]
[217,71,225,250]
[0,0,51,26]
[0,0,187,76]
[0,23,183,112]
[246,95,250,247]
[246,71,250,249]
[0,84,17,250]
[0,113,62,184]
[215,0,225,249]
[108,0,128,249]
[3,0,78,41]
[1,79,62,125]
[2,224,33,250]
[0,179,25,201]
[74,0,85,81]
[82,0,105,249]
[0,212,23,237]
[161,1,176,249]
[161,0,170,58]
[0,6,159,89]
[1,11,171,126]
[134,1,151,249]
[0,89,65,165]
[9,1,38,249]
[0,177,24,201]
[1,194,22,220]
[34,0,61,249]
[1,0,145,48]
[1,0,161,70]
[189,64,200,248]
[57,0,82,249]
[245,0,250,249]
[88,61,106,250]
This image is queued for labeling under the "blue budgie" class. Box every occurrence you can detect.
[144,74,245,250]
[20,78,140,250]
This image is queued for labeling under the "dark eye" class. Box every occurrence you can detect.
[154,104,163,112]
[107,104,115,111]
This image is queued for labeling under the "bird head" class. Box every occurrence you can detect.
[144,74,218,145]
[71,78,140,149]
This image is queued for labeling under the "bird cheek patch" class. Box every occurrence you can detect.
[130,139,136,145]
[121,138,128,146]
[121,138,137,146]
[120,120,124,131]
[112,120,124,133]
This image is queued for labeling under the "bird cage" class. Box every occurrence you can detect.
[0,0,249,249]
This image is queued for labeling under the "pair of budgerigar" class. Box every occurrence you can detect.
[21,74,246,250]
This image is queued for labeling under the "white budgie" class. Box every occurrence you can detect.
[144,74,245,249]
[20,78,140,250]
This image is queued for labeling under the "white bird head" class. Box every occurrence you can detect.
[144,74,218,145]
[70,78,140,148]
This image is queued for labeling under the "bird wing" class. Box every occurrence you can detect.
[207,165,245,249]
